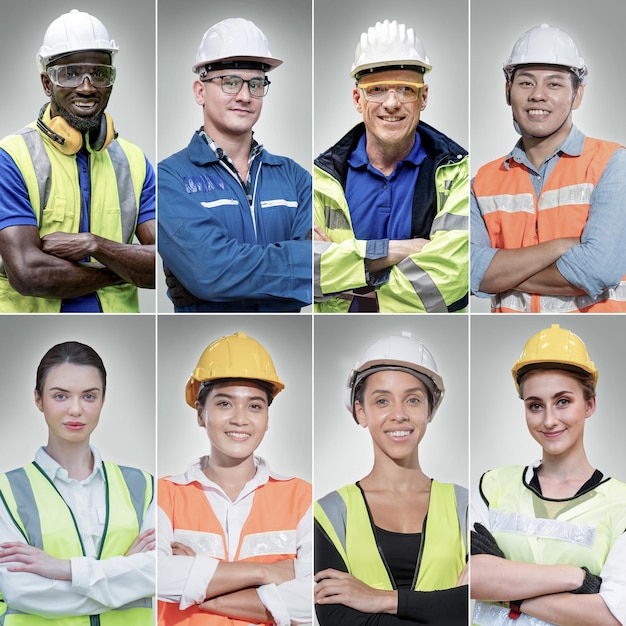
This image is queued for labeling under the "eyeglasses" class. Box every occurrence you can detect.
[47,64,116,88]
[201,74,271,98]
[357,80,424,102]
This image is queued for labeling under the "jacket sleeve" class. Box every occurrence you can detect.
[314,522,467,626]
[158,159,312,306]
[314,159,469,312]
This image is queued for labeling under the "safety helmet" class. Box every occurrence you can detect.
[37,9,118,73]
[345,331,444,422]
[511,324,598,393]
[503,24,587,85]
[192,17,282,76]
[350,19,431,80]
[185,331,284,407]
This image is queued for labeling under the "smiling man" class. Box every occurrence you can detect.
[0,10,155,313]
[313,19,469,313]
[158,18,312,313]
[471,24,626,312]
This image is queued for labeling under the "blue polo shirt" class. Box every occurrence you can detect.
[345,131,427,241]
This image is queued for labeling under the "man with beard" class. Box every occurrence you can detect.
[0,9,155,312]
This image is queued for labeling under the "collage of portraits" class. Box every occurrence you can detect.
[0,0,625,625]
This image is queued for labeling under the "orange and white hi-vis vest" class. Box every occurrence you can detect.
[157,475,311,626]
[474,137,626,312]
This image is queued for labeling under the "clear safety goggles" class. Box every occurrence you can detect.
[357,80,424,102]
[201,74,271,98]
[46,64,116,89]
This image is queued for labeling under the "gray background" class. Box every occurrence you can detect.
[157,315,312,483]
[314,316,469,501]
[470,0,626,312]
[471,316,626,489]
[314,0,469,161]
[0,315,155,474]
[0,0,157,313]
[156,0,313,312]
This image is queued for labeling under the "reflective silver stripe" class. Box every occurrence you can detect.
[453,484,468,554]
[476,193,535,216]
[313,240,333,300]
[473,601,554,626]
[200,199,239,209]
[538,183,594,212]
[117,465,150,528]
[539,282,626,312]
[430,211,468,235]
[260,199,298,208]
[107,141,137,244]
[397,257,447,312]
[324,205,351,231]
[4,468,43,549]
[16,129,52,224]
[491,290,532,313]
[239,530,297,560]
[173,529,225,558]
[317,490,348,554]
[490,510,596,547]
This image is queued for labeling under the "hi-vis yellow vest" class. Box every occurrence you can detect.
[0,105,146,313]
[315,480,467,591]
[472,465,626,626]
[0,461,154,625]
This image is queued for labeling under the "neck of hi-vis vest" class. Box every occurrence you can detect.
[0,109,146,312]
[157,476,310,626]
[474,137,626,312]
[315,480,466,593]
[472,465,626,626]
[0,461,153,625]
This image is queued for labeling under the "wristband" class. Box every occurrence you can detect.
[508,599,524,619]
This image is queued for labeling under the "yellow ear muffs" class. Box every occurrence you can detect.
[37,106,116,155]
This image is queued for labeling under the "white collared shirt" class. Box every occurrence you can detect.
[157,455,312,626]
[0,446,155,617]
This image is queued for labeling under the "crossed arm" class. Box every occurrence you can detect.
[0,219,155,297]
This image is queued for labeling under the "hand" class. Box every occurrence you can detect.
[366,238,429,273]
[125,529,155,556]
[471,523,506,558]
[171,541,196,557]
[261,558,295,586]
[313,224,331,242]
[41,232,96,261]
[571,567,602,594]
[456,563,469,586]
[0,542,71,580]
[314,568,397,614]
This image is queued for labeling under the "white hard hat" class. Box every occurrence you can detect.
[345,331,445,422]
[193,17,282,75]
[350,19,431,80]
[504,24,587,85]
[37,9,118,73]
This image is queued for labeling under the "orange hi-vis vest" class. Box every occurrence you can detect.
[158,475,311,626]
[474,137,626,312]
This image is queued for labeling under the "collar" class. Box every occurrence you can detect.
[348,130,427,170]
[34,444,104,485]
[188,129,283,167]
[166,455,294,496]
[505,125,585,170]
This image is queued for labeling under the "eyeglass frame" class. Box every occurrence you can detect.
[356,80,425,102]
[200,74,272,98]
[46,63,116,89]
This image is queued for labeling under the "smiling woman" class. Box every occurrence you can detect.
[0,341,155,624]
[314,331,468,626]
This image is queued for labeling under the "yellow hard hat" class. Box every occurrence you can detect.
[185,332,284,407]
[511,324,598,393]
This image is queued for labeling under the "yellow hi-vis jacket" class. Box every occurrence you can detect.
[472,465,626,626]
[0,105,146,313]
[313,122,469,313]
[315,481,467,591]
[0,461,154,625]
